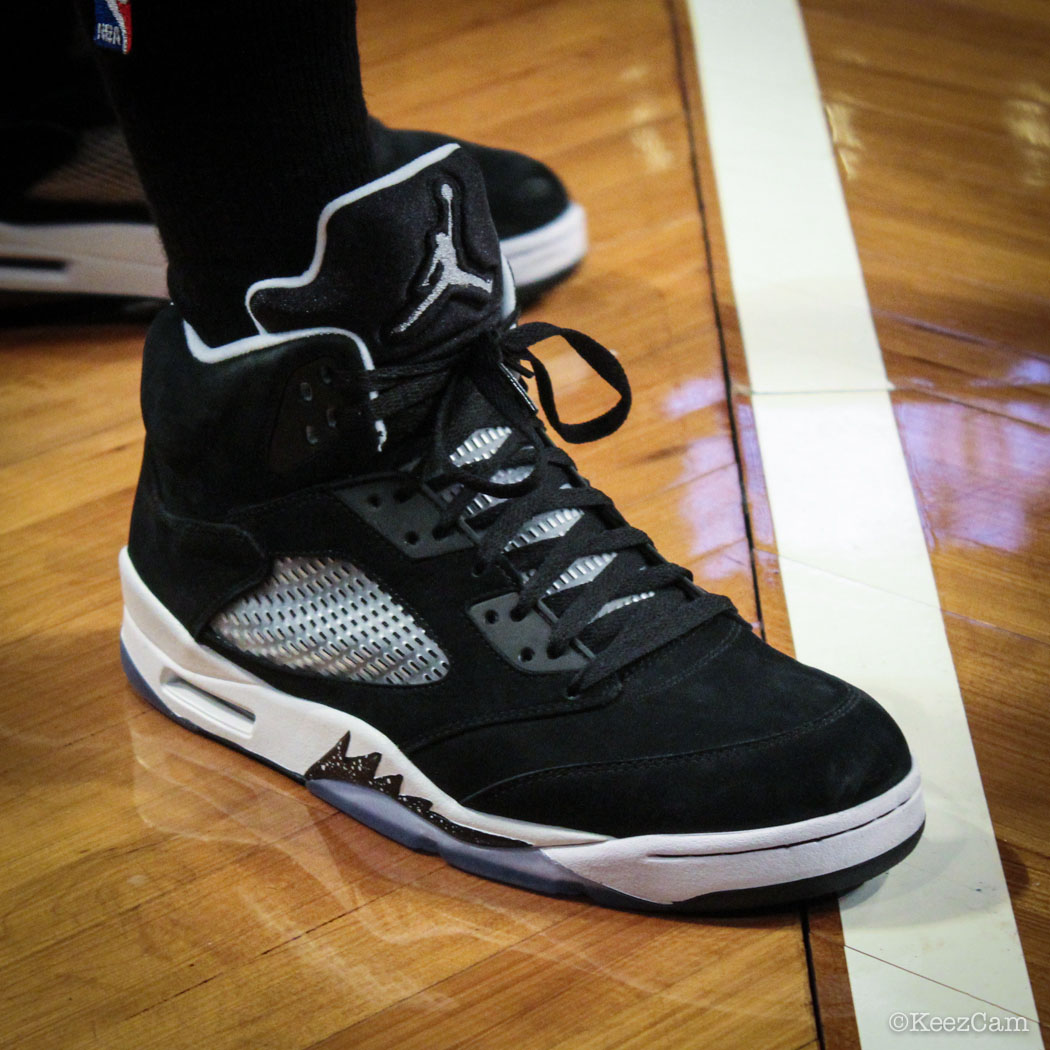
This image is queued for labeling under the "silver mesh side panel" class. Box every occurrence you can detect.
[28,125,144,205]
[211,557,448,684]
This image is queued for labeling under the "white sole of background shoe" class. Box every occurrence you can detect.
[119,548,925,910]
[501,201,588,294]
[0,201,588,303]
[0,220,168,298]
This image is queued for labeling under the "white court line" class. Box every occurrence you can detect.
[685,1,1043,1046]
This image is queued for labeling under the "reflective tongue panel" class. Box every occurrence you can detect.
[247,145,506,364]
[449,427,656,623]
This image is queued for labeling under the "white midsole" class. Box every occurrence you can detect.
[547,782,923,903]
[0,203,586,299]
[119,547,924,903]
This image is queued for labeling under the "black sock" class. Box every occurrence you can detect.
[80,0,376,344]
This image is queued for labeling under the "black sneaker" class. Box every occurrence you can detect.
[119,144,923,912]
[0,118,585,307]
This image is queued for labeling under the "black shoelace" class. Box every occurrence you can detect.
[338,321,735,693]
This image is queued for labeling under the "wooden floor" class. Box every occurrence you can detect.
[0,1,1046,1047]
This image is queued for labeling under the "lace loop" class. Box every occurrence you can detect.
[503,322,632,444]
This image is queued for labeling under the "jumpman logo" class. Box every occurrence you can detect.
[393,183,494,333]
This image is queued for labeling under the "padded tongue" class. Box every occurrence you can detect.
[247,143,508,363]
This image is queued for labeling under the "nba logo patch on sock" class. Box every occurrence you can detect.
[94,0,132,54]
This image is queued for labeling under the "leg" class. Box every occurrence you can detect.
[78,0,375,344]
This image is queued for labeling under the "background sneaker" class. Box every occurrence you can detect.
[119,144,923,912]
[0,117,585,309]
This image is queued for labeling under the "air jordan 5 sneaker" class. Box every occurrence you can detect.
[118,144,923,911]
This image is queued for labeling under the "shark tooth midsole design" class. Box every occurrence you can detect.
[303,732,527,848]
[119,548,925,907]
